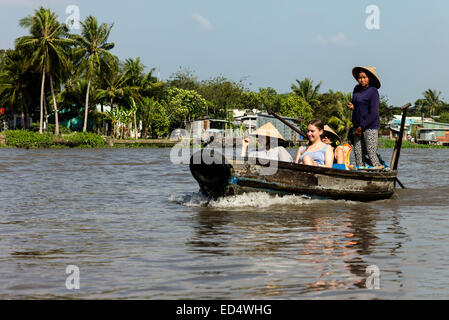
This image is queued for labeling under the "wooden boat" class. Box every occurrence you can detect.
[190,151,396,201]
[190,104,411,201]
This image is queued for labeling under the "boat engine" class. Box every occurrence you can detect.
[189,149,231,198]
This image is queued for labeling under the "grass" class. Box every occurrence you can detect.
[378,137,447,149]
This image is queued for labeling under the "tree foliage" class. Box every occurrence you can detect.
[279,93,313,132]
[4,6,449,140]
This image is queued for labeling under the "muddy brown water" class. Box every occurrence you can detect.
[0,148,448,299]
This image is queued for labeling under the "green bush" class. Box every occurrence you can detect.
[6,130,54,148]
[378,137,445,149]
[5,130,106,148]
[66,132,106,148]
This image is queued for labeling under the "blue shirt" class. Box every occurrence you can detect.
[351,85,380,130]
[298,144,329,165]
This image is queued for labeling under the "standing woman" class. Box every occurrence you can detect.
[347,66,381,167]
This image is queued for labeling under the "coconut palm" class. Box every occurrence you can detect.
[123,57,146,87]
[327,92,353,141]
[423,89,443,117]
[291,77,322,108]
[71,16,116,132]
[96,62,136,109]
[0,49,32,128]
[16,7,73,134]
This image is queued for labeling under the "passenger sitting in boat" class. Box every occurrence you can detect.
[322,125,353,169]
[241,122,293,162]
[295,119,334,168]
[322,125,345,164]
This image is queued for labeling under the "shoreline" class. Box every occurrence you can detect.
[1,132,448,149]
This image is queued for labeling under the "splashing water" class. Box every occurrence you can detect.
[169,191,321,208]
[208,192,313,208]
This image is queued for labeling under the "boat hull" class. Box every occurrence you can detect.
[190,150,397,201]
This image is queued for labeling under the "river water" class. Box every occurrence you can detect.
[0,147,448,299]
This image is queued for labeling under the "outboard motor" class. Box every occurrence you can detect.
[189,148,231,198]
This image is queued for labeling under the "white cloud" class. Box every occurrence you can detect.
[313,32,355,48]
[191,13,212,31]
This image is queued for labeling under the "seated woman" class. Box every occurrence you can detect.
[322,125,353,169]
[322,125,344,164]
[241,122,293,162]
[295,119,334,168]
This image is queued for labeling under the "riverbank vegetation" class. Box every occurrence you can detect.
[377,137,447,149]
[1,6,449,146]
[4,130,106,148]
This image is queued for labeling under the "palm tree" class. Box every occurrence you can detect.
[71,16,116,132]
[291,77,322,108]
[0,50,32,128]
[16,7,73,134]
[123,57,145,87]
[423,89,442,117]
[96,62,135,109]
[327,92,353,140]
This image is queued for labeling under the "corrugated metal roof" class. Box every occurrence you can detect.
[256,113,303,141]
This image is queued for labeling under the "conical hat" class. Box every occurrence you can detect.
[352,66,381,89]
[251,122,285,140]
[324,125,341,142]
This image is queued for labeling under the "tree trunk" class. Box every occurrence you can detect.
[43,94,48,132]
[24,104,30,129]
[49,74,59,135]
[20,111,25,129]
[83,77,91,132]
[39,63,46,134]
[134,111,138,140]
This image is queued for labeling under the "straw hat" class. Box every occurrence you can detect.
[251,122,285,141]
[323,125,341,143]
[352,66,381,89]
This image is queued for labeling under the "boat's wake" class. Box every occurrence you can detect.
[169,191,318,208]
[208,192,313,208]
[168,192,211,207]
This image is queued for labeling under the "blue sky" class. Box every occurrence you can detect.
[1,0,448,106]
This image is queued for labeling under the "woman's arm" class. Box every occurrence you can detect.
[241,138,249,157]
[295,146,304,163]
[324,145,334,168]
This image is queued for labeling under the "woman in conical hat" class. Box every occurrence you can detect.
[347,66,382,167]
[322,125,341,146]
[321,125,350,166]
[241,122,293,162]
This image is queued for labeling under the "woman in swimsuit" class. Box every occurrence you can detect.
[295,119,334,168]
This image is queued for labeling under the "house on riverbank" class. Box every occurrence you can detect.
[388,115,449,145]
[185,111,304,145]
